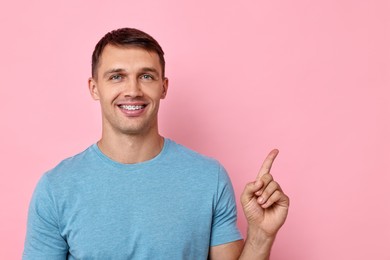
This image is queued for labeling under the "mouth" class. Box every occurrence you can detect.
[117,103,148,117]
[118,104,146,111]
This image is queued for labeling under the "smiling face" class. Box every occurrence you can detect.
[88,44,168,138]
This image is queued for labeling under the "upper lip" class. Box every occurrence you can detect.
[116,101,148,106]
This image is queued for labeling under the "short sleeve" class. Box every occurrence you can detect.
[210,165,243,246]
[23,175,68,260]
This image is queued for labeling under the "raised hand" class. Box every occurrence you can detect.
[240,149,289,238]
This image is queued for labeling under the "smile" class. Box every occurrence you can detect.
[119,105,145,111]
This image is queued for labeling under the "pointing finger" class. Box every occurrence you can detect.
[256,149,279,183]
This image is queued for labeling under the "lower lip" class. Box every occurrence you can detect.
[118,106,146,117]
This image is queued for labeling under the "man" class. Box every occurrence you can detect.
[23,28,289,259]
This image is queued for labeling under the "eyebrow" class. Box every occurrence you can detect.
[103,68,126,79]
[139,67,160,76]
[102,67,160,78]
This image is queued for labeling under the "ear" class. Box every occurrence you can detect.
[88,77,100,100]
[161,77,169,99]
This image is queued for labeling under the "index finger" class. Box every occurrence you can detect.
[256,149,279,182]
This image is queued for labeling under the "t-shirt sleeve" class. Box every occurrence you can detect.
[23,174,68,260]
[210,165,243,246]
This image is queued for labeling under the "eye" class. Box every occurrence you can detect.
[109,74,123,81]
[140,74,154,80]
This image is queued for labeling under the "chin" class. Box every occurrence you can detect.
[120,124,153,136]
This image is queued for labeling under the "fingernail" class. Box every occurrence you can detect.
[258,197,264,204]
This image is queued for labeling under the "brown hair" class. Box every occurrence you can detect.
[91,28,165,78]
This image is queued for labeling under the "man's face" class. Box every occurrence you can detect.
[88,44,168,136]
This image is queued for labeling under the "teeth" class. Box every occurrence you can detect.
[120,105,144,111]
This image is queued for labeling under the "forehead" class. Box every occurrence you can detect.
[97,44,162,74]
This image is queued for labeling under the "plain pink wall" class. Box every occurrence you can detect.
[1,0,389,259]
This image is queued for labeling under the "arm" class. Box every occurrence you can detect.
[23,175,68,260]
[209,238,273,260]
[210,149,289,260]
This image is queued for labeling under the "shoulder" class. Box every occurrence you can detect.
[163,139,231,185]
[165,138,223,170]
[41,144,98,185]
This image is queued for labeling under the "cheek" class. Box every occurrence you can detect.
[99,88,121,102]
[144,85,165,99]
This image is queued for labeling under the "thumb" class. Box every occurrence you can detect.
[240,181,261,205]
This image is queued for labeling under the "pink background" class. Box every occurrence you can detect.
[0,0,389,259]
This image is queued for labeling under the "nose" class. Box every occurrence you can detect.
[123,78,143,98]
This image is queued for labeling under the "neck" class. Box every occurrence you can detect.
[97,131,164,164]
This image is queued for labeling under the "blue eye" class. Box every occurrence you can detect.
[110,74,123,81]
[141,74,153,80]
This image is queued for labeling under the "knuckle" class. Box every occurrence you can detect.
[261,189,270,198]
[284,194,290,204]
[262,173,273,183]
[264,181,277,192]
[273,190,281,198]
[272,181,280,190]
[245,182,253,189]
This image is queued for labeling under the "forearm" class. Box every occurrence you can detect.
[238,228,276,260]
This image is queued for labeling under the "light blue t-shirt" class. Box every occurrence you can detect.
[23,139,242,259]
